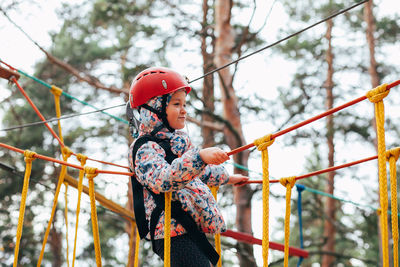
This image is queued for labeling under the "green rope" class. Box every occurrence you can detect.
[61,91,128,124]
[15,68,128,124]
[226,162,387,215]
[17,69,50,88]
[230,161,263,176]
[301,185,400,217]
[303,186,377,210]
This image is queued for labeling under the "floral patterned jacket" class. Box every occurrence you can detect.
[128,94,229,240]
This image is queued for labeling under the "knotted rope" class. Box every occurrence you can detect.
[37,147,72,266]
[72,153,88,267]
[164,191,172,267]
[386,147,400,267]
[64,181,70,267]
[211,186,222,267]
[254,134,275,266]
[366,83,390,267]
[50,85,64,142]
[85,166,102,267]
[280,176,296,267]
[13,150,36,267]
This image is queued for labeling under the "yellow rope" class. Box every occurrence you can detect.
[72,154,87,267]
[127,220,139,267]
[51,84,71,265]
[13,150,36,267]
[85,166,102,267]
[386,147,400,267]
[134,225,140,267]
[64,181,70,267]
[279,176,296,267]
[50,85,64,143]
[254,134,275,267]
[210,186,222,267]
[37,146,72,267]
[164,191,172,267]
[366,83,390,267]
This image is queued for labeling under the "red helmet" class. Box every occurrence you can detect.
[129,67,191,109]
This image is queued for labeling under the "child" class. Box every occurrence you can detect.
[127,67,249,266]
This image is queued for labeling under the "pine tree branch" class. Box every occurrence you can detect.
[0,8,127,95]
[42,50,127,94]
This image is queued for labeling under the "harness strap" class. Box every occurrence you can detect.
[150,206,163,249]
[131,136,161,239]
[131,176,149,239]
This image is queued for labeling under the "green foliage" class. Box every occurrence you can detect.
[376,15,400,43]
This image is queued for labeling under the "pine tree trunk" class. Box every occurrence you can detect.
[214,1,255,266]
[49,211,62,267]
[364,1,390,266]
[124,74,137,267]
[321,18,336,267]
[364,0,380,89]
[201,0,216,147]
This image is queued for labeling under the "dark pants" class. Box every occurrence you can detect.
[153,234,212,267]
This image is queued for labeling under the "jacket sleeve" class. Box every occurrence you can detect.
[134,141,206,193]
[198,164,229,187]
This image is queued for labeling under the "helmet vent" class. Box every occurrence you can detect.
[162,80,167,89]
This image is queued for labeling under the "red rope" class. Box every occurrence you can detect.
[246,155,377,184]
[11,77,130,170]
[388,80,400,90]
[12,77,65,146]
[221,230,309,258]
[88,158,130,170]
[0,142,133,176]
[0,59,17,70]
[228,79,400,156]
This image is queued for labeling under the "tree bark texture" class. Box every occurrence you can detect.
[49,211,62,267]
[321,18,336,267]
[201,0,216,147]
[122,51,137,266]
[364,1,390,266]
[214,0,255,266]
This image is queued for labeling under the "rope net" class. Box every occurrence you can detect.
[1,58,400,266]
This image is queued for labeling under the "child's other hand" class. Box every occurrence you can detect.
[199,147,229,165]
[227,174,249,186]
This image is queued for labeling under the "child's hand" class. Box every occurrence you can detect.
[199,147,229,165]
[227,174,249,186]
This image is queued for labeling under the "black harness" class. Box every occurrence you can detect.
[130,135,219,265]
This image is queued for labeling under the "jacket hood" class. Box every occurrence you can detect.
[138,94,172,138]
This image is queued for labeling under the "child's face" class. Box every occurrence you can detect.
[166,90,187,130]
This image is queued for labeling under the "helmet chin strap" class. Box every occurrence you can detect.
[141,95,175,136]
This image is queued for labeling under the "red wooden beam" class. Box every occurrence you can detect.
[221,229,308,258]
[0,66,20,81]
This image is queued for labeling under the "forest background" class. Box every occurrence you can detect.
[0,0,400,266]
